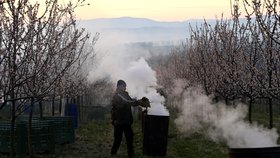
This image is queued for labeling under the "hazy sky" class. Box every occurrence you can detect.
[75,0,236,21]
[29,0,240,21]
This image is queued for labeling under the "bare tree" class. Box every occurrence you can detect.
[243,0,280,128]
[152,0,280,129]
[0,0,95,157]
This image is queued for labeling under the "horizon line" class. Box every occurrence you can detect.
[77,16,238,22]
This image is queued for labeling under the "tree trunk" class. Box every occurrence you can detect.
[77,96,81,122]
[39,100,43,118]
[59,95,62,116]
[28,97,34,158]
[269,98,273,129]
[225,97,229,105]
[248,98,253,123]
[52,95,55,116]
[10,100,16,158]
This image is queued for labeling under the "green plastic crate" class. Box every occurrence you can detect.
[0,120,55,156]
[18,116,75,144]
[0,122,27,155]
[39,116,75,144]
[29,121,55,153]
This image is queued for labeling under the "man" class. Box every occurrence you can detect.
[111,80,149,158]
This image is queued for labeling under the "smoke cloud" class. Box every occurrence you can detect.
[87,30,169,116]
[174,80,278,148]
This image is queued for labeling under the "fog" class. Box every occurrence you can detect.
[173,79,278,148]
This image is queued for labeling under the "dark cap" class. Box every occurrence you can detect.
[117,80,126,87]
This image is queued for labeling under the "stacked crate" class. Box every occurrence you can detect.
[0,121,54,156]
[40,116,75,144]
[0,116,74,156]
[30,120,55,153]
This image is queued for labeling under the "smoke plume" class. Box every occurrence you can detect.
[87,31,169,116]
[174,80,278,148]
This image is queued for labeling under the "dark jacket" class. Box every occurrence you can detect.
[111,88,137,125]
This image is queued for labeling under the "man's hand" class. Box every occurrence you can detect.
[138,97,150,107]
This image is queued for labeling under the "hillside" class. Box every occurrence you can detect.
[77,17,218,43]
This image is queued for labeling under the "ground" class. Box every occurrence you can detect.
[0,113,228,158]
[46,114,227,158]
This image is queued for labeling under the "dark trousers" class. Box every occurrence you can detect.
[111,125,134,157]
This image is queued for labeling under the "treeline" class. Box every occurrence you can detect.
[154,0,280,128]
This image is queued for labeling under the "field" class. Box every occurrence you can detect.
[36,113,228,158]
[2,104,280,158]
[44,105,280,158]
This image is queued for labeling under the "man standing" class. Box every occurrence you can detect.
[111,80,149,158]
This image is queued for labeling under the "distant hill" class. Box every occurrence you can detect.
[76,17,249,56]
[79,17,194,29]
[77,17,218,43]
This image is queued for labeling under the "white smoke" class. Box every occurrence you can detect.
[174,81,278,148]
[87,31,169,116]
[124,58,169,116]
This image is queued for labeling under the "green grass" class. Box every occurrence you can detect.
[40,113,228,158]
[2,103,280,158]
[4,107,280,158]
[0,113,226,158]
[2,101,280,158]
[165,115,227,158]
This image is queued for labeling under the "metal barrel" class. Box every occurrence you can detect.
[143,114,169,157]
[229,146,280,158]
